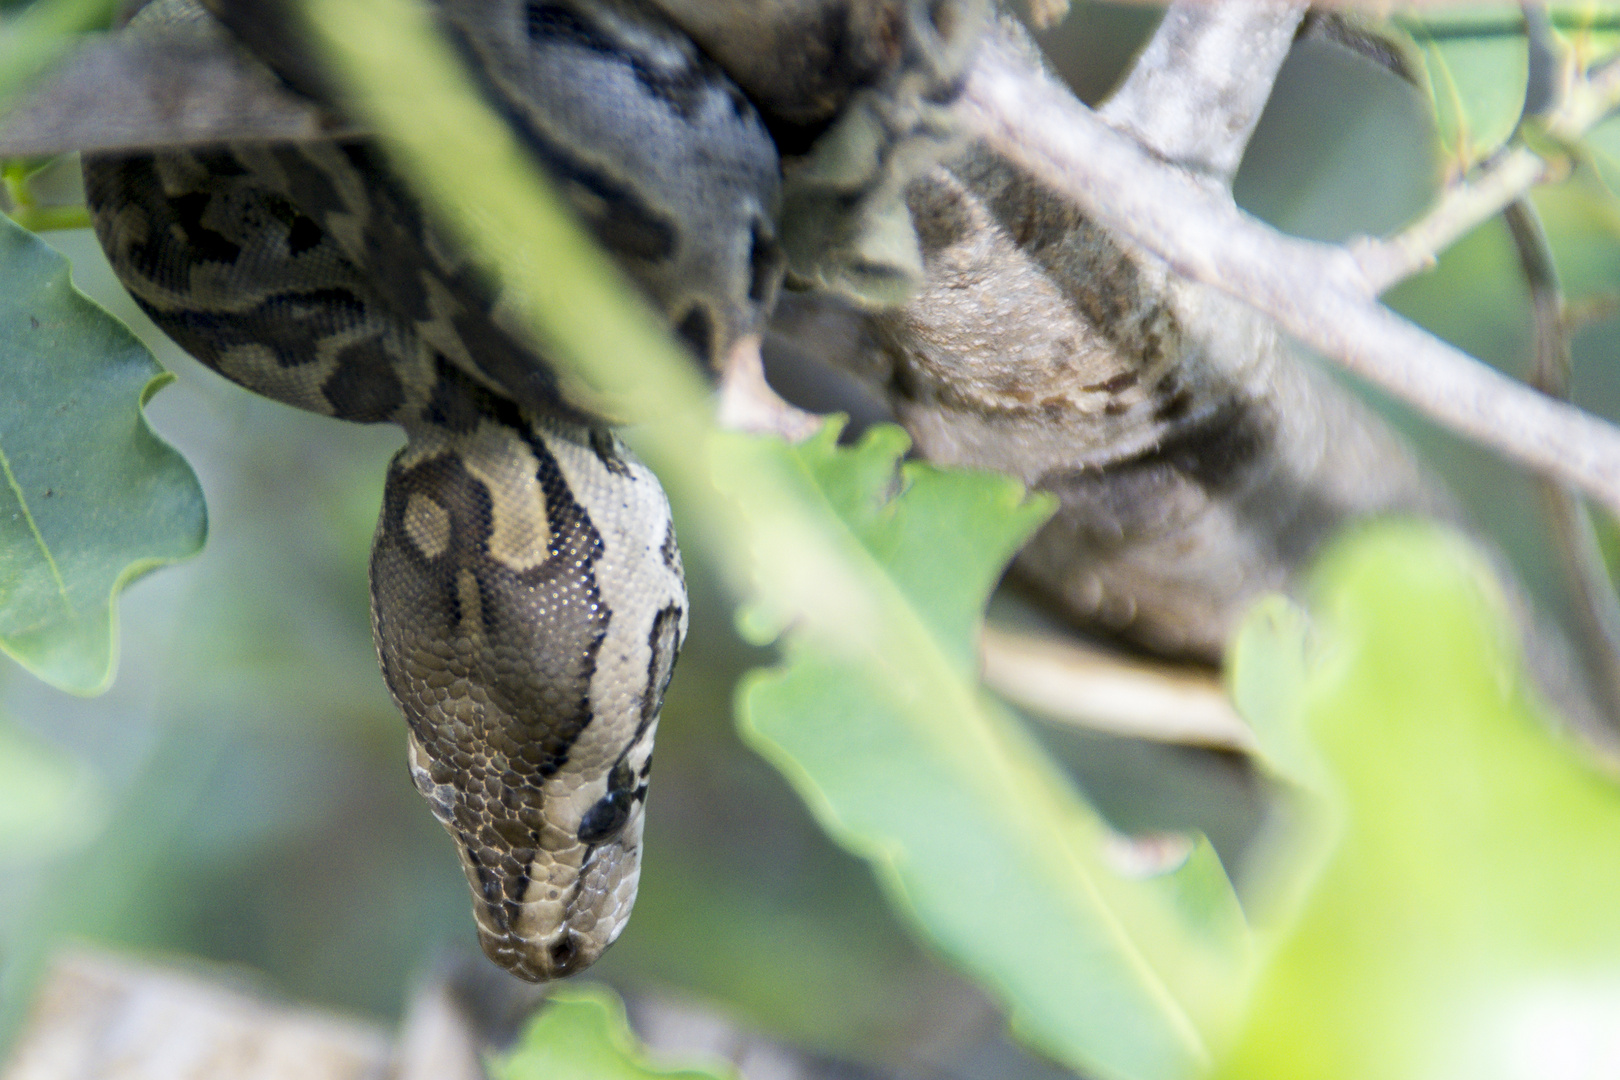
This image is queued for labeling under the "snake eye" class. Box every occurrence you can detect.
[577,760,637,843]
[577,789,631,843]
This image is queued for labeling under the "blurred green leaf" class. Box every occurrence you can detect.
[490,984,730,1080]
[0,211,205,693]
[1531,169,1620,302]
[737,423,1252,1080]
[1394,8,1529,174]
[0,715,103,859]
[1216,522,1620,1080]
[1550,2,1620,68]
[1226,597,1319,794]
[1586,116,1620,203]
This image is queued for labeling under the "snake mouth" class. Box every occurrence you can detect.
[467,821,645,981]
[479,927,590,982]
[472,892,601,981]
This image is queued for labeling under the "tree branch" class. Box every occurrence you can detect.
[1503,198,1620,726]
[1350,147,1546,293]
[1098,0,1306,186]
[958,29,1620,524]
[980,626,1252,751]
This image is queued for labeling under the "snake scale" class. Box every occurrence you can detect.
[82,0,787,980]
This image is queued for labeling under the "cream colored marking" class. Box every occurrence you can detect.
[403,492,452,559]
[459,423,552,572]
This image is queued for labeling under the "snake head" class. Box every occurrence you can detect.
[374,417,686,983]
[406,729,654,980]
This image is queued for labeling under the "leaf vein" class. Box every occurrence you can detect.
[0,437,72,613]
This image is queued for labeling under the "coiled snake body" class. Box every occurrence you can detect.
[83,0,784,980]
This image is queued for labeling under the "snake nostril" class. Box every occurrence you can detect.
[549,935,579,970]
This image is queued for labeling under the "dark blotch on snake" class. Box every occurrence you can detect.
[589,428,632,477]
[577,759,636,843]
[659,527,680,577]
[322,337,405,421]
[638,604,682,729]
[285,213,324,256]
[675,304,715,364]
[167,191,242,264]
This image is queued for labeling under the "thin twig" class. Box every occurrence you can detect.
[1097,0,1306,185]
[1503,198,1620,726]
[1520,4,1565,120]
[0,34,359,159]
[980,626,1252,751]
[958,31,1620,525]
[1548,45,1620,135]
[1346,3,1620,297]
[1350,148,1545,293]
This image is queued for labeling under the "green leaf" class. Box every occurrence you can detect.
[1549,2,1620,69]
[736,423,1252,1080]
[489,984,730,1080]
[0,213,205,693]
[1216,522,1620,1080]
[1393,9,1530,174]
[1529,170,1620,303]
[2,157,91,233]
[1584,115,1620,205]
[1225,596,1320,794]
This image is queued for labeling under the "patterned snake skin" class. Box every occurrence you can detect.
[82,0,784,979]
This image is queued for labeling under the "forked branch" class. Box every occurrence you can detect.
[1098,0,1305,184]
[959,29,1620,523]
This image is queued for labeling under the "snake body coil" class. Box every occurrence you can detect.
[83,0,783,979]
